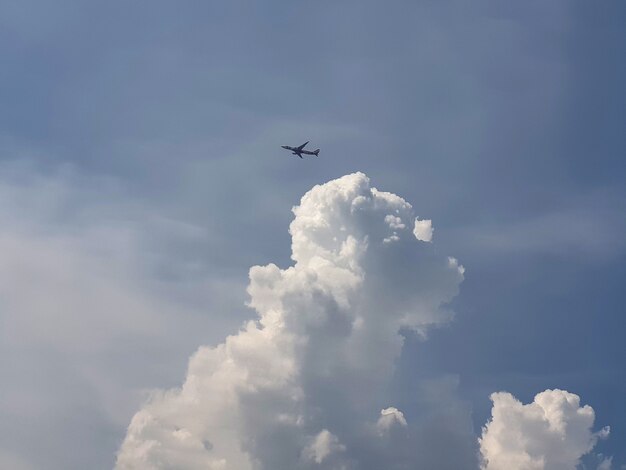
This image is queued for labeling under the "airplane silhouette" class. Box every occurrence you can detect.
[281,141,320,159]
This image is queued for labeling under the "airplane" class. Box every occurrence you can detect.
[281,141,320,159]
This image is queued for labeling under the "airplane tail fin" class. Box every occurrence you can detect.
[313,149,320,156]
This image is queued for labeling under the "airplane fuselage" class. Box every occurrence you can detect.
[281,144,320,158]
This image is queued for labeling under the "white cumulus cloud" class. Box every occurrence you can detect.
[116,172,466,469]
[479,389,610,470]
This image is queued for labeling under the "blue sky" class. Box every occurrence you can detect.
[1,1,624,469]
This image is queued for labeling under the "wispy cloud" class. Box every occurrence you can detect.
[448,188,626,260]
[0,160,246,469]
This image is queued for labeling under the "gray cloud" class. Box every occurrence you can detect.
[445,187,626,260]
[0,160,248,469]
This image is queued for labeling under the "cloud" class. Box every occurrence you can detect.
[116,172,466,469]
[0,160,249,469]
[303,430,346,464]
[376,407,407,435]
[450,187,626,260]
[413,218,433,243]
[595,455,613,470]
[479,389,610,470]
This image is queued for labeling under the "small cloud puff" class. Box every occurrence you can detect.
[413,218,433,242]
[303,430,346,464]
[376,407,408,435]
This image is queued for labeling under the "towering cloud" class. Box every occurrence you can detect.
[116,172,466,469]
[479,389,610,470]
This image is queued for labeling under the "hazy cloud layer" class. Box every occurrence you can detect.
[116,173,466,469]
[479,389,610,470]
[0,161,249,469]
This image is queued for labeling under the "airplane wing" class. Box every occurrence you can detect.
[296,141,309,151]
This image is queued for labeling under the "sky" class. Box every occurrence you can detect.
[0,1,624,469]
